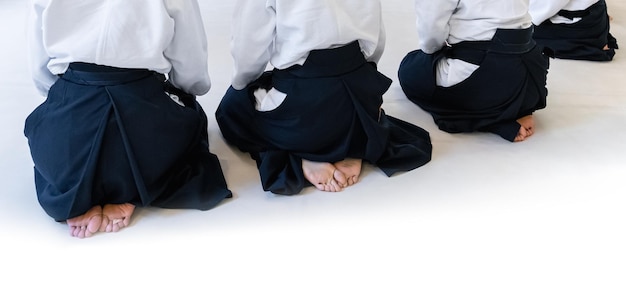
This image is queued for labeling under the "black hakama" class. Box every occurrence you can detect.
[216,41,432,195]
[398,28,549,142]
[533,0,618,61]
[24,63,232,222]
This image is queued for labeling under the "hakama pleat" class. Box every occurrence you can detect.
[398,28,549,142]
[24,63,232,221]
[533,0,618,61]
[216,42,432,195]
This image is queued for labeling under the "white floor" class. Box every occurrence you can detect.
[1,1,625,296]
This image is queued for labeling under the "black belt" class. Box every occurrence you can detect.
[444,27,536,65]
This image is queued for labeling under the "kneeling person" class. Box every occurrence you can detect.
[216,0,433,195]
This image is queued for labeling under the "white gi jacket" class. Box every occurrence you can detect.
[414,0,532,87]
[529,0,599,25]
[230,0,386,90]
[29,0,211,97]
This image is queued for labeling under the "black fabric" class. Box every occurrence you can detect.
[533,0,618,61]
[216,41,432,195]
[398,28,549,142]
[24,63,232,221]
[444,27,538,64]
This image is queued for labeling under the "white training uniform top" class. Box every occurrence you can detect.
[29,0,211,97]
[529,0,599,25]
[414,0,532,87]
[230,0,386,90]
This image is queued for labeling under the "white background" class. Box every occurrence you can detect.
[1,1,624,296]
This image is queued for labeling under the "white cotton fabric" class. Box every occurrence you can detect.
[230,0,386,90]
[529,0,599,25]
[28,0,211,97]
[413,0,532,87]
[253,88,287,112]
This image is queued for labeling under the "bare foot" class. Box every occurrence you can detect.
[609,15,613,22]
[604,44,610,50]
[514,115,535,142]
[334,158,362,187]
[100,203,135,233]
[302,159,345,192]
[66,205,103,239]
